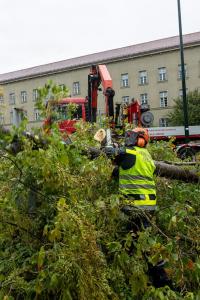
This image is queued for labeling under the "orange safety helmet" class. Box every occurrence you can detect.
[132,127,149,147]
[124,127,149,148]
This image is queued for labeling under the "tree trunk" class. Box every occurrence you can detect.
[154,161,199,183]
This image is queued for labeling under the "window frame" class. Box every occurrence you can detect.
[139,70,148,85]
[179,88,188,98]
[21,91,27,103]
[122,96,129,104]
[10,111,14,124]
[178,64,188,79]
[140,93,148,105]
[73,81,80,95]
[34,108,40,121]
[0,114,4,124]
[121,73,129,88]
[23,110,28,119]
[159,91,168,108]
[0,95,4,104]
[158,67,167,81]
[159,118,169,127]
[9,93,15,105]
[33,89,39,102]
[59,84,65,91]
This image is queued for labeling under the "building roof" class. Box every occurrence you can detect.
[1,31,200,84]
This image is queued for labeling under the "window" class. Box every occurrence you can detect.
[121,73,129,87]
[34,108,40,121]
[10,111,13,124]
[158,67,167,81]
[0,115,4,124]
[122,96,129,104]
[21,91,27,103]
[23,110,28,118]
[0,95,3,104]
[159,118,169,127]
[139,71,148,85]
[159,91,168,107]
[179,88,188,97]
[178,64,188,79]
[59,84,65,91]
[33,89,39,101]
[9,93,15,105]
[73,82,80,95]
[140,93,148,104]
[53,104,83,121]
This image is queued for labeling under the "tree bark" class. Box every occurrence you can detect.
[154,161,199,183]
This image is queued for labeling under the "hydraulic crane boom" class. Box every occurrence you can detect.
[87,64,115,122]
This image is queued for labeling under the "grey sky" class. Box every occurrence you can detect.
[1,0,200,74]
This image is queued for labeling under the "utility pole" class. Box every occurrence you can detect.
[177,0,189,138]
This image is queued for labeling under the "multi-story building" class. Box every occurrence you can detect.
[0,31,200,128]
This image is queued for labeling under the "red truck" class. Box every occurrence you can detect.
[44,97,88,134]
[44,64,115,134]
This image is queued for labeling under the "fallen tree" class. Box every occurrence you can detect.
[154,160,199,183]
[1,125,199,184]
[0,124,200,299]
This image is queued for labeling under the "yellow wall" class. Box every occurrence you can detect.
[1,45,200,128]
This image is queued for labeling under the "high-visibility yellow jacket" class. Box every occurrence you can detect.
[119,146,156,210]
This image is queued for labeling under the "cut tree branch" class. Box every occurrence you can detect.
[154,161,199,183]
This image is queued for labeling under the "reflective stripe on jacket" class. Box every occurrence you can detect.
[119,147,156,208]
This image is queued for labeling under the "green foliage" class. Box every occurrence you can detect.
[156,177,200,287]
[148,138,178,162]
[167,89,200,126]
[0,127,114,299]
[0,83,199,299]
[34,80,70,120]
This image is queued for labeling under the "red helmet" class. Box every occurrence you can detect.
[132,127,149,147]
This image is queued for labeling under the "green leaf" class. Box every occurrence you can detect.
[50,273,58,288]
[37,246,45,269]
[49,228,61,242]
[172,252,179,261]
[107,241,122,253]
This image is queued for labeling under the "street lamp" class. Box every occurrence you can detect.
[177,0,189,138]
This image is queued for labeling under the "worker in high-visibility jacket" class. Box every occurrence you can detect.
[113,128,173,288]
[98,127,173,288]
[116,127,157,211]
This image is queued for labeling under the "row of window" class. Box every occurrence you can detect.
[4,89,39,105]
[1,64,187,106]
[0,108,41,125]
[5,108,41,124]
[1,82,81,105]
[67,65,187,94]
[0,63,188,106]
[122,88,187,107]
[0,89,186,125]
[121,65,187,87]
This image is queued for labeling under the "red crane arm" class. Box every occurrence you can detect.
[98,65,113,91]
[88,64,115,122]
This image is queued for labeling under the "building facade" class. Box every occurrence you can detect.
[0,32,200,128]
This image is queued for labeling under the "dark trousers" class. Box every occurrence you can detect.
[121,205,173,289]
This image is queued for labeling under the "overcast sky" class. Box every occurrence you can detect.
[1,0,200,74]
